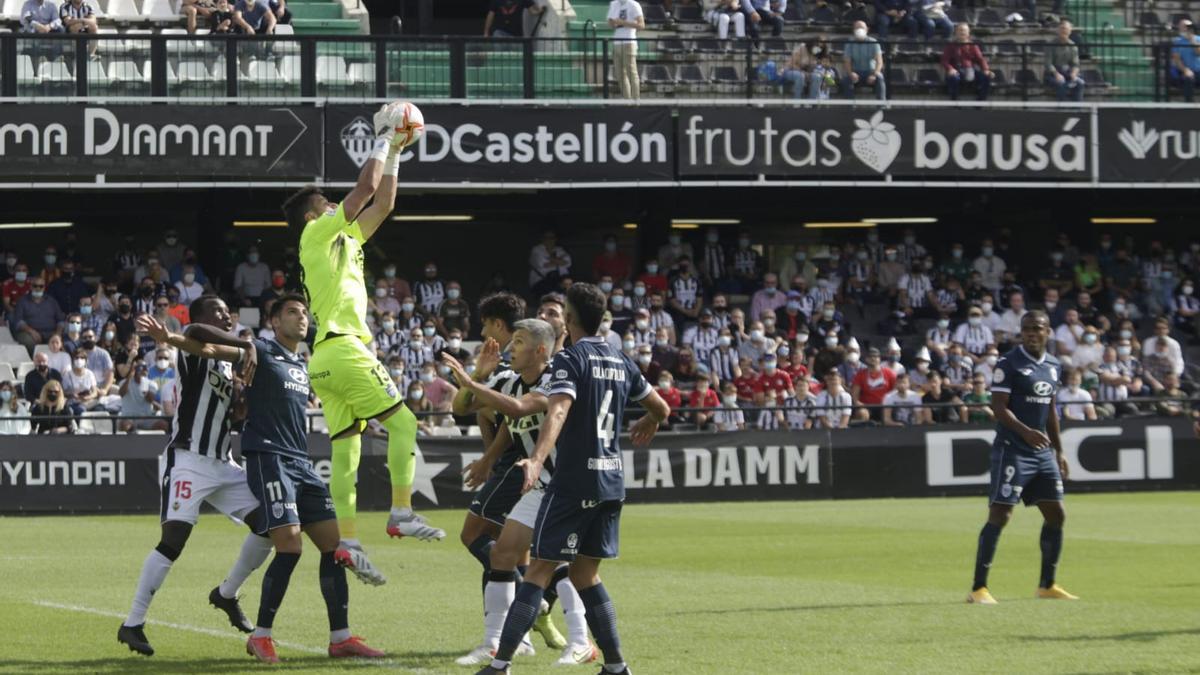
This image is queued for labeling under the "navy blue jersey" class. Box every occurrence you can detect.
[537,336,652,501]
[241,339,311,460]
[990,345,1060,453]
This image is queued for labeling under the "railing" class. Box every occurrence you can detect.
[0,32,1177,102]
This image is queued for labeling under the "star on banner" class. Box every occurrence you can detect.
[392,444,449,506]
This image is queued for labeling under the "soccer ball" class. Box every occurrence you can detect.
[390,101,425,149]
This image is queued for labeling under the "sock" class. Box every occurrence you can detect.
[382,405,418,509]
[543,564,570,611]
[330,434,362,540]
[125,547,175,626]
[256,552,301,629]
[579,583,625,668]
[252,627,271,638]
[557,577,588,646]
[484,570,517,649]
[331,628,351,643]
[973,522,1003,591]
[491,581,545,667]
[1039,523,1064,589]
[319,552,350,633]
[219,534,273,599]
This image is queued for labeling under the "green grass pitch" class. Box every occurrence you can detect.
[2,493,1198,674]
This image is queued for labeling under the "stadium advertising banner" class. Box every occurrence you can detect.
[676,107,1091,180]
[1,420,1195,513]
[0,105,322,178]
[1098,109,1200,182]
[324,104,675,183]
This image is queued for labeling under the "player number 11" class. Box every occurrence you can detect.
[266,481,284,502]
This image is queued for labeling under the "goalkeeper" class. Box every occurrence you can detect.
[282,103,445,562]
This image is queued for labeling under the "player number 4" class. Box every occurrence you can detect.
[266,481,284,502]
[596,389,615,451]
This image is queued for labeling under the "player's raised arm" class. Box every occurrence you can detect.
[520,392,573,492]
[140,315,257,386]
[340,104,399,224]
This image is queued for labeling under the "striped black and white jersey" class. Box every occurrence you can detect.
[683,325,720,364]
[648,308,675,333]
[397,312,423,334]
[953,322,994,357]
[1097,359,1136,401]
[934,287,960,313]
[700,243,726,281]
[168,349,235,460]
[59,0,94,19]
[809,284,836,308]
[671,275,701,310]
[756,407,782,430]
[373,328,404,355]
[784,395,815,430]
[708,347,737,383]
[733,249,759,277]
[631,327,656,348]
[899,273,933,308]
[487,366,555,485]
[399,342,434,383]
[413,280,445,314]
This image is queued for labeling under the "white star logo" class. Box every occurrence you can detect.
[394,444,449,506]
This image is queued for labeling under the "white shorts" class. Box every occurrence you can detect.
[506,487,545,530]
[159,448,260,524]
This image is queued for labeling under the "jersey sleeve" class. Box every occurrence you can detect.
[538,351,580,400]
[299,203,362,248]
[991,356,1015,394]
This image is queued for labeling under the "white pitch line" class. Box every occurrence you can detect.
[31,599,325,655]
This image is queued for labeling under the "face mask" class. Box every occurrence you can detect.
[4,257,14,267]
[1051,253,1064,263]
[650,338,667,348]
[846,352,860,364]
[1185,286,1195,296]
[448,288,461,300]
[885,252,896,261]
[165,236,177,246]
[82,339,95,349]
[638,355,652,366]
[825,336,839,348]
[247,253,259,264]
[119,304,131,313]
[705,232,720,244]
[968,317,982,327]
[44,254,57,265]
[763,319,775,328]
[986,355,998,367]
[141,287,153,297]
[718,336,732,347]
[390,368,403,378]
[750,329,764,341]
[1119,330,1132,340]
[73,358,86,370]
[79,305,93,316]
[822,309,835,320]
[764,361,777,372]
[419,372,434,383]
[982,247,994,257]
[1042,300,1058,311]
[425,268,437,278]
[1084,334,1097,344]
[375,287,388,298]
[68,322,81,333]
[853,27,867,38]
[636,319,649,330]
[904,236,916,245]
[103,331,114,342]
[658,379,671,389]
[949,354,961,364]
[47,392,59,401]
[156,358,169,369]
[410,337,423,346]
[723,395,738,406]
[1117,346,1132,357]
[738,238,751,249]
[981,302,993,313]
[384,267,397,278]
[937,319,950,330]
[0,390,10,402]
[793,250,807,263]
[646,263,658,274]
[916,362,930,373]
[764,286,777,295]
[409,389,424,400]
[1113,303,1127,315]
[401,303,414,313]
[31,290,44,299]
[382,320,395,331]
[423,327,436,337]
[14,271,27,283]
[668,235,681,246]
[611,297,624,309]
[951,249,963,259]
[631,285,647,297]
[623,340,636,351]
[795,332,809,344]
[600,321,612,333]
[785,301,801,312]
[599,282,614,293]
[605,241,618,252]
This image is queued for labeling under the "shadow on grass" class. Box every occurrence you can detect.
[669,600,953,616]
[1022,627,1200,643]
[0,651,465,673]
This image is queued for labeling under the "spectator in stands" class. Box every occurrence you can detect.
[20,0,64,35]
[593,235,632,286]
[882,372,923,426]
[209,0,236,32]
[234,0,276,34]
[30,379,74,435]
[373,312,403,359]
[668,256,703,323]
[1072,325,1104,371]
[852,347,895,422]
[706,0,747,40]
[78,295,104,336]
[485,0,544,36]
[118,359,168,433]
[1170,19,1200,102]
[11,277,63,355]
[1153,372,1187,416]
[152,296,182,333]
[636,261,667,298]
[436,282,469,336]
[962,373,994,423]
[954,306,994,358]
[1144,317,1184,377]
[730,231,764,293]
[366,277,400,321]
[1045,20,1084,101]
[379,262,411,304]
[528,231,572,297]
[941,23,992,100]
[655,372,684,428]
[915,0,952,40]
[232,247,269,306]
[657,232,694,275]
[972,239,1006,294]
[2,263,31,316]
[671,346,701,388]
[1057,367,1096,420]
[62,348,98,416]
[47,259,88,317]
[147,348,178,416]
[58,0,97,56]
[0,380,31,435]
[269,0,290,25]
[872,0,918,41]
[652,326,679,370]
[608,0,644,100]
[1096,345,1139,417]
[714,383,746,431]
[921,370,962,423]
[405,380,435,436]
[814,370,851,429]
[749,273,786,325]
[79,327,114,398]
[688,375,719,428]
[842,21,886,100]
[23,351,59,404]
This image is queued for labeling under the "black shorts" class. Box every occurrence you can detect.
[245,452,337,534]
[467,456,526,526]
[532,493,622,562]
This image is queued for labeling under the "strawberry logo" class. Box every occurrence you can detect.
[851,110,901,174]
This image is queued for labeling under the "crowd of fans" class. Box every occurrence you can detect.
[17,0,290,39]
[0,223,1196,435]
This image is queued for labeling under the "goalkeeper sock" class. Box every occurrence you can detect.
[218,533,273,599]
[382,405,418,510]
[330,434,362,540]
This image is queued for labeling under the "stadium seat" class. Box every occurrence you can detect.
[711,64,740,84]
[271,24,301,54]
[0,364,15,384]
[242,58,280,83]
[107,59,142,82]
[427,425,462,437]
[309,412,328,433]
[87,59,110,89]
[347,61,375,85]
[121,27,154,52]
[32,344,50,359]
[315,55,350,84]
[643,4,668,23]
[1014,68,1038,86]
[38,59,74,83]
[144,58,178,84]
[692,37,725,53]
[674,4,701,21]
[277,54,302,83]
[465,425,482,437]
[678,63,705,84]
[765,38,789,54]
[134,429,167,435]
[946,6,969,23]
[0,344,30,365]
[1138,11,1162,27]
[643,63,675,85]
[142,0,179,20]
[239,307,261,328]
[103,0,141,21]
[80,410,118,435]
[976,8,1005,27]
[17,55,38,85]
[2,0,24,17]
[176,59,213,82]
[914,68,942,86]
[15,361,35,379]
[783,2,803,21]
[0,326,13,344]
[659,36,687,53]
[809,5,839,25]
[1082,68,1108,87]
[995,39,1019,56]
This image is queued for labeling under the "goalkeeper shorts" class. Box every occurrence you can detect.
[308,335,404,438]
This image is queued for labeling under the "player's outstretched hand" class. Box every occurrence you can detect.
[475,338,501,380]
[629,413,660,447]
[462,457,493,490]
[135,314,168,342]
[373,102,398,143]
[439,353,475,389]
[239,343,258,387]
[1057,452,1070,480]
[515,458,542,494]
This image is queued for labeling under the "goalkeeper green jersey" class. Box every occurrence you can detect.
[299,202,371,345]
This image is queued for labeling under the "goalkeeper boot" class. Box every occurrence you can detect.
[117,623,154,656]
[208,586,253,633]
[1036,584,1079,600]
[334,542,387,586]
[532,600,567,650]
[387,507,446,541]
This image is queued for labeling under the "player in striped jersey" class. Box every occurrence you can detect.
[118,296,273,657]
[447,319,598,666]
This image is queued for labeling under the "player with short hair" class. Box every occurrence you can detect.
[282,103,443,555]
[118,295,272,657]
[446,318,594,667]
[143,294,386,663]
[472,283,671,675]
[968,310,1078,604]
